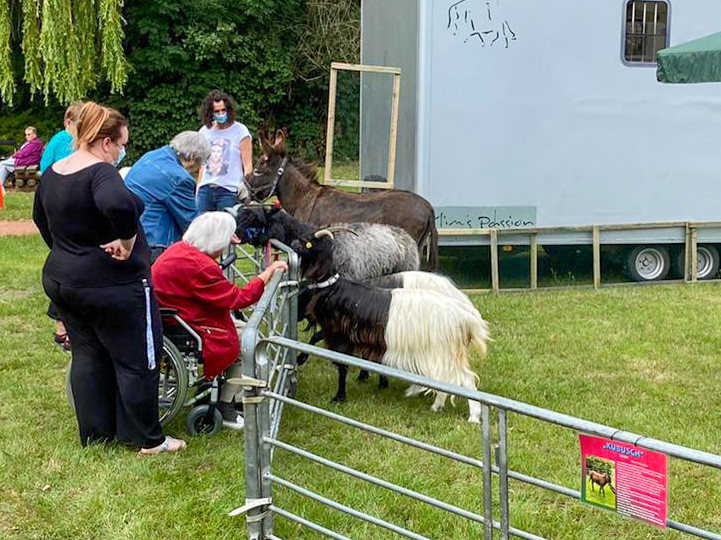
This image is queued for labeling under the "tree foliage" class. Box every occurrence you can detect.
[0,0,362,163]
[119,0,303,160]
[0,0,127,104]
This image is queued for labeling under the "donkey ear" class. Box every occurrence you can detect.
[258,129,273,154]
[273,129,286,152]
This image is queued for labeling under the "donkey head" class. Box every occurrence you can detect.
[244,129,288,201]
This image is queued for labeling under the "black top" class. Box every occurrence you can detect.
[33,162,152,287]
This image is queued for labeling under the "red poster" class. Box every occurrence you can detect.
[579,434,668,528]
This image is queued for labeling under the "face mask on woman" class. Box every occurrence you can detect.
[213,113,228,124]
[114,147,126,167]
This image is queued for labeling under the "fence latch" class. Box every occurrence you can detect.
[228,497,272,518]
[227,376,267,388]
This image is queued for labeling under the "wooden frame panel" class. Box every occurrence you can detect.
[324,62,401,190]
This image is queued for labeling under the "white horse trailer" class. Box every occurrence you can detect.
[360,0,721,280]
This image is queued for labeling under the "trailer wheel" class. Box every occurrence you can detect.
[626,246,670,282]
[678,245,720,280]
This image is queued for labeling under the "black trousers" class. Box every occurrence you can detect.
[47,299,62,321]
[44,276,165,449]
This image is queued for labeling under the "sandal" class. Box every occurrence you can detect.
[139,436,187,456]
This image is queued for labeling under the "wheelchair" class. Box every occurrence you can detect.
[157,308,227,435]
[65,310,225,436]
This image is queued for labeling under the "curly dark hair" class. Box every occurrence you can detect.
[199,90,238,128]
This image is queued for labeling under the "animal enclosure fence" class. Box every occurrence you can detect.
[233,248,721,540]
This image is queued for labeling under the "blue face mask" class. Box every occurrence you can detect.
[115,147,126,167]
[213,113,228,124]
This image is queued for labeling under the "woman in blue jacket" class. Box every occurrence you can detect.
[124,132,210,260]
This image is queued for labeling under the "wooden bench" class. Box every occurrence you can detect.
[12,165,40,189]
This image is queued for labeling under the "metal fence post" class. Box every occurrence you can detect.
[481,404,494,539]
[242,316,265,539]
[498,409,509,540]
[256,342,275,538]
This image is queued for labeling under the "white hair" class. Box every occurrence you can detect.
[183,212,236,255]
[383,289,489,423]
[169,131,211,165]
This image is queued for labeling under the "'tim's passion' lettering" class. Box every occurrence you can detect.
[435,211,535,229]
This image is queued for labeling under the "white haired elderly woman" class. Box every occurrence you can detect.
[125,131,212,258]
[152,212,287,429]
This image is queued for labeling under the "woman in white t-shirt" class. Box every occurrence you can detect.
[197,90,253,212]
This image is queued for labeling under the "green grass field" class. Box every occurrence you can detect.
[1,190,34,221]
[2,194,721,539]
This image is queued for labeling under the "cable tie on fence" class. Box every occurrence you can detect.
[245,510,270,523]
[228,497,272,518]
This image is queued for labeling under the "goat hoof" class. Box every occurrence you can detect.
[467,415,481,423]
[357,370,369,382]
[430,405,441,413]
[378,376,389,389]
[296,353,308,366]
[331,395,346,403]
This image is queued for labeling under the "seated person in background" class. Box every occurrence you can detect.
[40,102,83,173]
[125,131,210,259]
[0,126,44,187]
[152,212,287,429]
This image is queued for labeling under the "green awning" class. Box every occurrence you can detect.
[657,31,721,83]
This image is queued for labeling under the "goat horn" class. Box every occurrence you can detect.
[313,229,335,241]
[326,226,359,236]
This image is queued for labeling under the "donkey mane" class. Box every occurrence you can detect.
[290,158,320,184]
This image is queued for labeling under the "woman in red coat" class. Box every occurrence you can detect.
[152,211,287,429]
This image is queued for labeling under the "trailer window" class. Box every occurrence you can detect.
[624,1,669,64]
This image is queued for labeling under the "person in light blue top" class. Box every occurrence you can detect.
[124,131,210,259]
[40,102,83,173]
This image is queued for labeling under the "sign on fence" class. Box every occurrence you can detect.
[580,434,668,528]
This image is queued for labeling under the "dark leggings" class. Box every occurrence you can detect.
[44,276,165,449]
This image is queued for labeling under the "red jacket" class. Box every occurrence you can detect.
[14,137,43,167]
[152,241,265,378]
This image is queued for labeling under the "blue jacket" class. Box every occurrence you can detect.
[40,130,74,173]
[124,146,198,247]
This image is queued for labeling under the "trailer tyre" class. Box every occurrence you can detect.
[626,246,670,282]
[678,245,720,280]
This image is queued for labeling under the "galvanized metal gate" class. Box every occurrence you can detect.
[233,244,721,540]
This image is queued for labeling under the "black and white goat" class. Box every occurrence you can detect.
[294,231,490,422]
[232,205,420,279]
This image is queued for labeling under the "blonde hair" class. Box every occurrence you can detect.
[74,101,127,148]
[64,101,84,123]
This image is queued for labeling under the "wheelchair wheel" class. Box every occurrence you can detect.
[185,404,223,435]
[158,336,189,427]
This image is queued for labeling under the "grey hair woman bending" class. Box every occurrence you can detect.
[125,131,212,251]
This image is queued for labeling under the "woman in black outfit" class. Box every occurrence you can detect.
[33,102,185,455]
